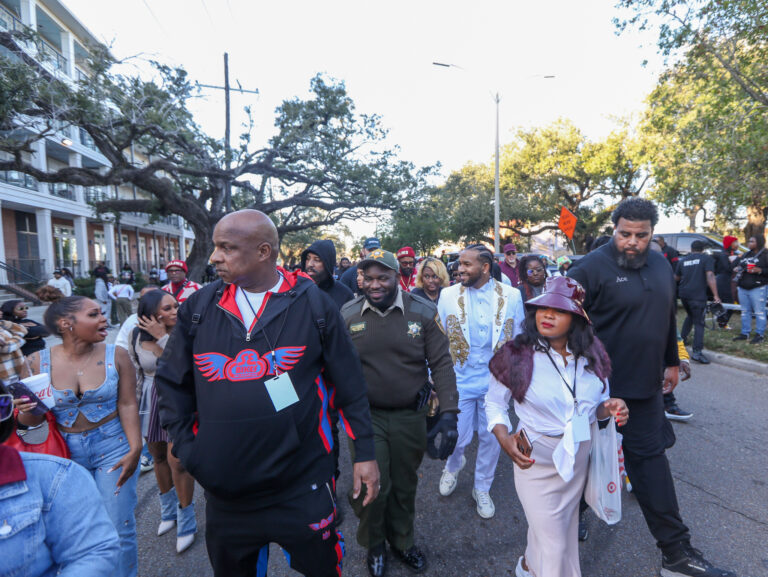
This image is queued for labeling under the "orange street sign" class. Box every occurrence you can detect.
[558,207,577,239]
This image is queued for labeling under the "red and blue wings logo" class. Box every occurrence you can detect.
[194,347,306,382]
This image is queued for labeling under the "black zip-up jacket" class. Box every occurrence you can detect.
[301,240,354,310]
[567,242,679,399]
[155,268,375,505]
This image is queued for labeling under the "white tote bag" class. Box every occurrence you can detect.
[584,417,622,525]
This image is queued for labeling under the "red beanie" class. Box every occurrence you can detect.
[165,260,188,273]
[397,246,415,259]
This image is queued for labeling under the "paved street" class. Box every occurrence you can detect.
[127,360,767,577]
[27,305,768,576]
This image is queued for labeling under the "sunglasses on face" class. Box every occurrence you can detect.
[526,268,545,275]
[505,251,516,256]
[0,394,12,422]
[15,306,28,311]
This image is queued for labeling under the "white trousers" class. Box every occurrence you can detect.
[444,390,501,492]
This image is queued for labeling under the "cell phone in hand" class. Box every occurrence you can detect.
[517,428,533,458]
[7,382,49,416]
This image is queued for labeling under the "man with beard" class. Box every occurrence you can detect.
[396,247,417,292]
[437,244,525,519]
[336,256,352,279]
[568,198,735,577]
[302,240,355,310]
[341,249,458,576]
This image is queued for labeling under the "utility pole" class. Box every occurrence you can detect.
[494,92,500,254]
[197,52,259,214]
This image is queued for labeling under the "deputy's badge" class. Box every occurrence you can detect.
[350,322,366,333]
[407,321,422,338]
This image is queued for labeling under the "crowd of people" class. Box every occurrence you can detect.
[0,197,757,577]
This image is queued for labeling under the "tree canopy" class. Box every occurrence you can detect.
[384,119,648,253]
[617,0,768,236]
[0,28,431,276]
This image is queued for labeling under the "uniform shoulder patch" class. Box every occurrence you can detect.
[350,321,366,333]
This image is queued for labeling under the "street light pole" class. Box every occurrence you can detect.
[494,92,500,253]
[433,63,554,253]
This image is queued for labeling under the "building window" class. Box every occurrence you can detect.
[120,234,129,267]
[53,225,77,268]
[15,211,39,260]
[93,230,106,264]
[138,237,147,272]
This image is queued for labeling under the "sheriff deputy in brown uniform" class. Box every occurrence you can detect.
[341,249,458,577]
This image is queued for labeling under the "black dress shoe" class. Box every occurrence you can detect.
[367,544,387,577]
[391,545,428,573]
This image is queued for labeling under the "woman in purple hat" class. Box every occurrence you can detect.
[485,276,629,577]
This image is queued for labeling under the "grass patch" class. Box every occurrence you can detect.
[677,305,768,364]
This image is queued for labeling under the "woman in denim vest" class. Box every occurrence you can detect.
[15,296,142,577]
[0,382,120,576]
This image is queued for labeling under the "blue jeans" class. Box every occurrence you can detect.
[62,417,139,577]
[738,286,767,337]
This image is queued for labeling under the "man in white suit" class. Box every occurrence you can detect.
[436,244,525,519]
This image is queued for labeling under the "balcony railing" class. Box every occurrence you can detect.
[38,38,68,73]
[5,259,47,284]
[0,169,38,191]
[75,67,90,82]
[85,187,108,204]
[48,182,76,201]
[79,128,97,150]
[0,5,24,34]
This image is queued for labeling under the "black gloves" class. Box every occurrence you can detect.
[426,412,458,460]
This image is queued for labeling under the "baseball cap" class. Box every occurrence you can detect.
[503,243,517,253]
[359,249,399,272]
[396,246,415,260]
[363,237,381,251]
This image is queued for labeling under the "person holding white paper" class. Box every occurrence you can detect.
[485,276,628,577]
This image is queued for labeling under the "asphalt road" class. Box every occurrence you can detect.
[129,360,768,577]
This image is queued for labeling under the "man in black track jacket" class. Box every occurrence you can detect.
[156,209,379,577]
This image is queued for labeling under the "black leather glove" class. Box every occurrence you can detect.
[426,412,458,460]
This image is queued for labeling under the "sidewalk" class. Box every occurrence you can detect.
[700,348,768,376]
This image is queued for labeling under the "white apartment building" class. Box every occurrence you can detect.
[0,0,195,283]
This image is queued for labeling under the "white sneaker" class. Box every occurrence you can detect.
[472,488,495,519]
[516,556,532,577]
[140,455,154,473]
[157,519,176,536]
[438,455,466,496]
[176,533,195,554]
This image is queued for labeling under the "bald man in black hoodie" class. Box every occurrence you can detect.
[302,240,355,310]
